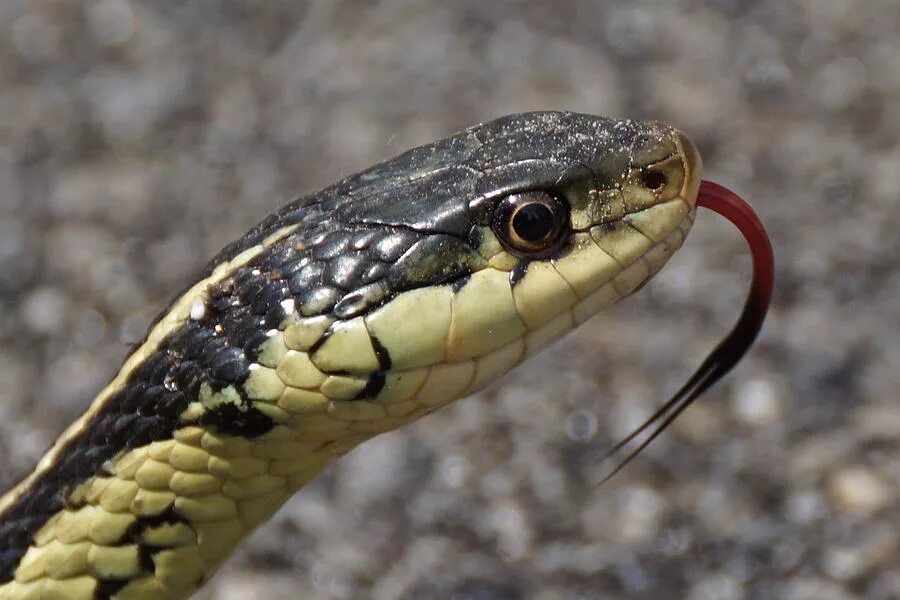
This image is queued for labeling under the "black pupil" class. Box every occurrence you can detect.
[512,203,554,242]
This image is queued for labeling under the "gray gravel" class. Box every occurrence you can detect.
[1,1,899,598]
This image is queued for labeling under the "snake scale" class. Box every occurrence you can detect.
[0,111,702,599]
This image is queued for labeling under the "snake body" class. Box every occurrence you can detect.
[0,111,701,599]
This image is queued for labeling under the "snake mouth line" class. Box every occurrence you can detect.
[570,195,693,236]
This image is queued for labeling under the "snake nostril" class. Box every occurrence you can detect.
[641,170,668,191]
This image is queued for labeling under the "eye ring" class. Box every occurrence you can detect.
[493,190,569,256]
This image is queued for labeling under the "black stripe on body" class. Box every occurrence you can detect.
[0,315,270,583]
[0,241,310,581]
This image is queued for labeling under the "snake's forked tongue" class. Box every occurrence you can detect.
[598,181,775,484]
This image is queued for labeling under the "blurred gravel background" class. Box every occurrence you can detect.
[1,1,898,598]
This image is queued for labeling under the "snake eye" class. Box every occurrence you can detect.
[493,191,569,256]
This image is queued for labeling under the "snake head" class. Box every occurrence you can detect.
[246,112,704,407]
[450,112,703,356]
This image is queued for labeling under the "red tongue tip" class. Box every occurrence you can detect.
[596,180,775,484]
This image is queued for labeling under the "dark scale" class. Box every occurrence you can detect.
[312,231,353,261]
[332,281,390,319]
[323,253,371,290]
[508,261,531,287]
[287,263,324,295]
[369,231,417,262]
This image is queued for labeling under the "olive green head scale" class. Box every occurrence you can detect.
[0,112,701,600]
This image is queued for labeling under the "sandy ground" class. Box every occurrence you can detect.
[0,1,898,598]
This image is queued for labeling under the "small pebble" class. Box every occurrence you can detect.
[616,485,665,544]
[20,287,68,336]
[731,378,781,426]
[438,454,471,488]
[821,545,867,581]
[828,467,891,515]
[86,0,136,47]
[11,12,59,60]
[564,409,598,442]
[688,573,744,600]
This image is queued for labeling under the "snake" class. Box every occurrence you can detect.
[0,111,704,599]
